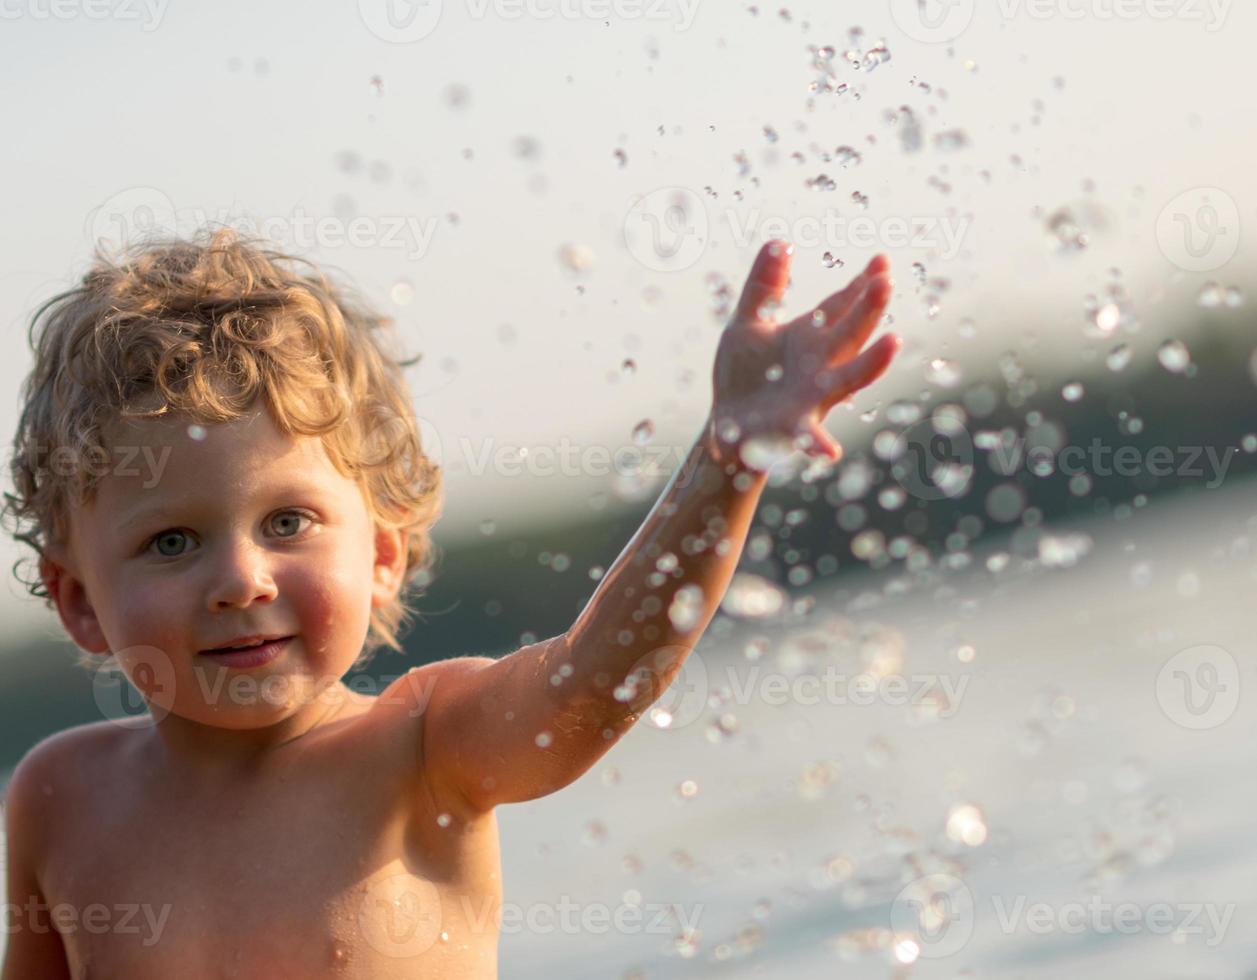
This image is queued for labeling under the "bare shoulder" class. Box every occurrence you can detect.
[4,722,136,858]
[368,656,499,730]
[6,720,134,797]
[363,656,500,810]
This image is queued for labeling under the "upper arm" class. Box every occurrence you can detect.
[415,635,631,814]
[2,743,72,980]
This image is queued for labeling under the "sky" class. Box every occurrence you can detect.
[0,0,1252,639]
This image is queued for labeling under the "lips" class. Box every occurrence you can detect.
[198,635,294,668]
[202,634,290,653]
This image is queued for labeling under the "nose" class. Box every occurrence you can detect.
[205,536,279,611]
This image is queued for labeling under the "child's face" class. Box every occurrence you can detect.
[43,402,406,729]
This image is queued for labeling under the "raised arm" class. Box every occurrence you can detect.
[415,241,900,814]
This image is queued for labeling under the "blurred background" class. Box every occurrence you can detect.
[2,0,1256,975]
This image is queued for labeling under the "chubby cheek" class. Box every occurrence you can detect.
[103,575,192,662]
[280,557,373,671]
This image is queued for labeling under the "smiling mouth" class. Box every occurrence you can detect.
[196,636,295,669]
[201,635,293,654]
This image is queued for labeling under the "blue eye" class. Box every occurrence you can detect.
[144,510,314,558]
[270,511,312,538]
[151,530,191,558]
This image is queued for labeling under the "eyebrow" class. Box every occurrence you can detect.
[117,484,328,533]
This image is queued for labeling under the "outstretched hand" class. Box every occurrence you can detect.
[708,240,901,466]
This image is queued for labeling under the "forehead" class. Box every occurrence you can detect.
[81,409,357,521]
[103,408,330,475]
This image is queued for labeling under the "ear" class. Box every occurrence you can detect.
[370,524,408,608]
[38,545,109,656]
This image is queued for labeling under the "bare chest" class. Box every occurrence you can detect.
[41,756,502,978]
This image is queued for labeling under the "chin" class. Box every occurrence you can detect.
[177,669,336,726]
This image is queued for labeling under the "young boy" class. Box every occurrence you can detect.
[0,229,898,978]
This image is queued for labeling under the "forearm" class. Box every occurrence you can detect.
[560,413,768,725]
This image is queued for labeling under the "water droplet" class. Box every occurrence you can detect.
[822,251,845,269]
[933,129,969,151]
[1046,207,1088,251]
[850,190,869,209]
[512,135,541,159]
[1062,381,1084,402]
[834,145,861,167]
[479,518,496,536]
[668,584,705,631]
[739,434,794,472]
[721,573,786,618]
[583,820,608,845]
[390,279,414,306]
[535,731,553,748]
[631,419,654,445]
[1103,343,1131,372]
[612,147,628,168]
[861,40,891,71]
[1092,302,1121,335]
[765,364,784,382]
[558,242,596,275]
[925,357,961,388]
[1157,339,1191,374]
[945,803,988,846]
[1198,281,1224,308]
[443,83,470,109]
[187,424,207,441]
[620,358,636,376]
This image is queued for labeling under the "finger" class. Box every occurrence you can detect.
[808,253,890,326]
[801,420,844,462]
[820,333,902,411]
[823,273,894,365]
[733,240,793,324]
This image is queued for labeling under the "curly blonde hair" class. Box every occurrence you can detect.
[0,227,443,668]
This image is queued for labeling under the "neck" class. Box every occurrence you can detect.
[141,681,358,778]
